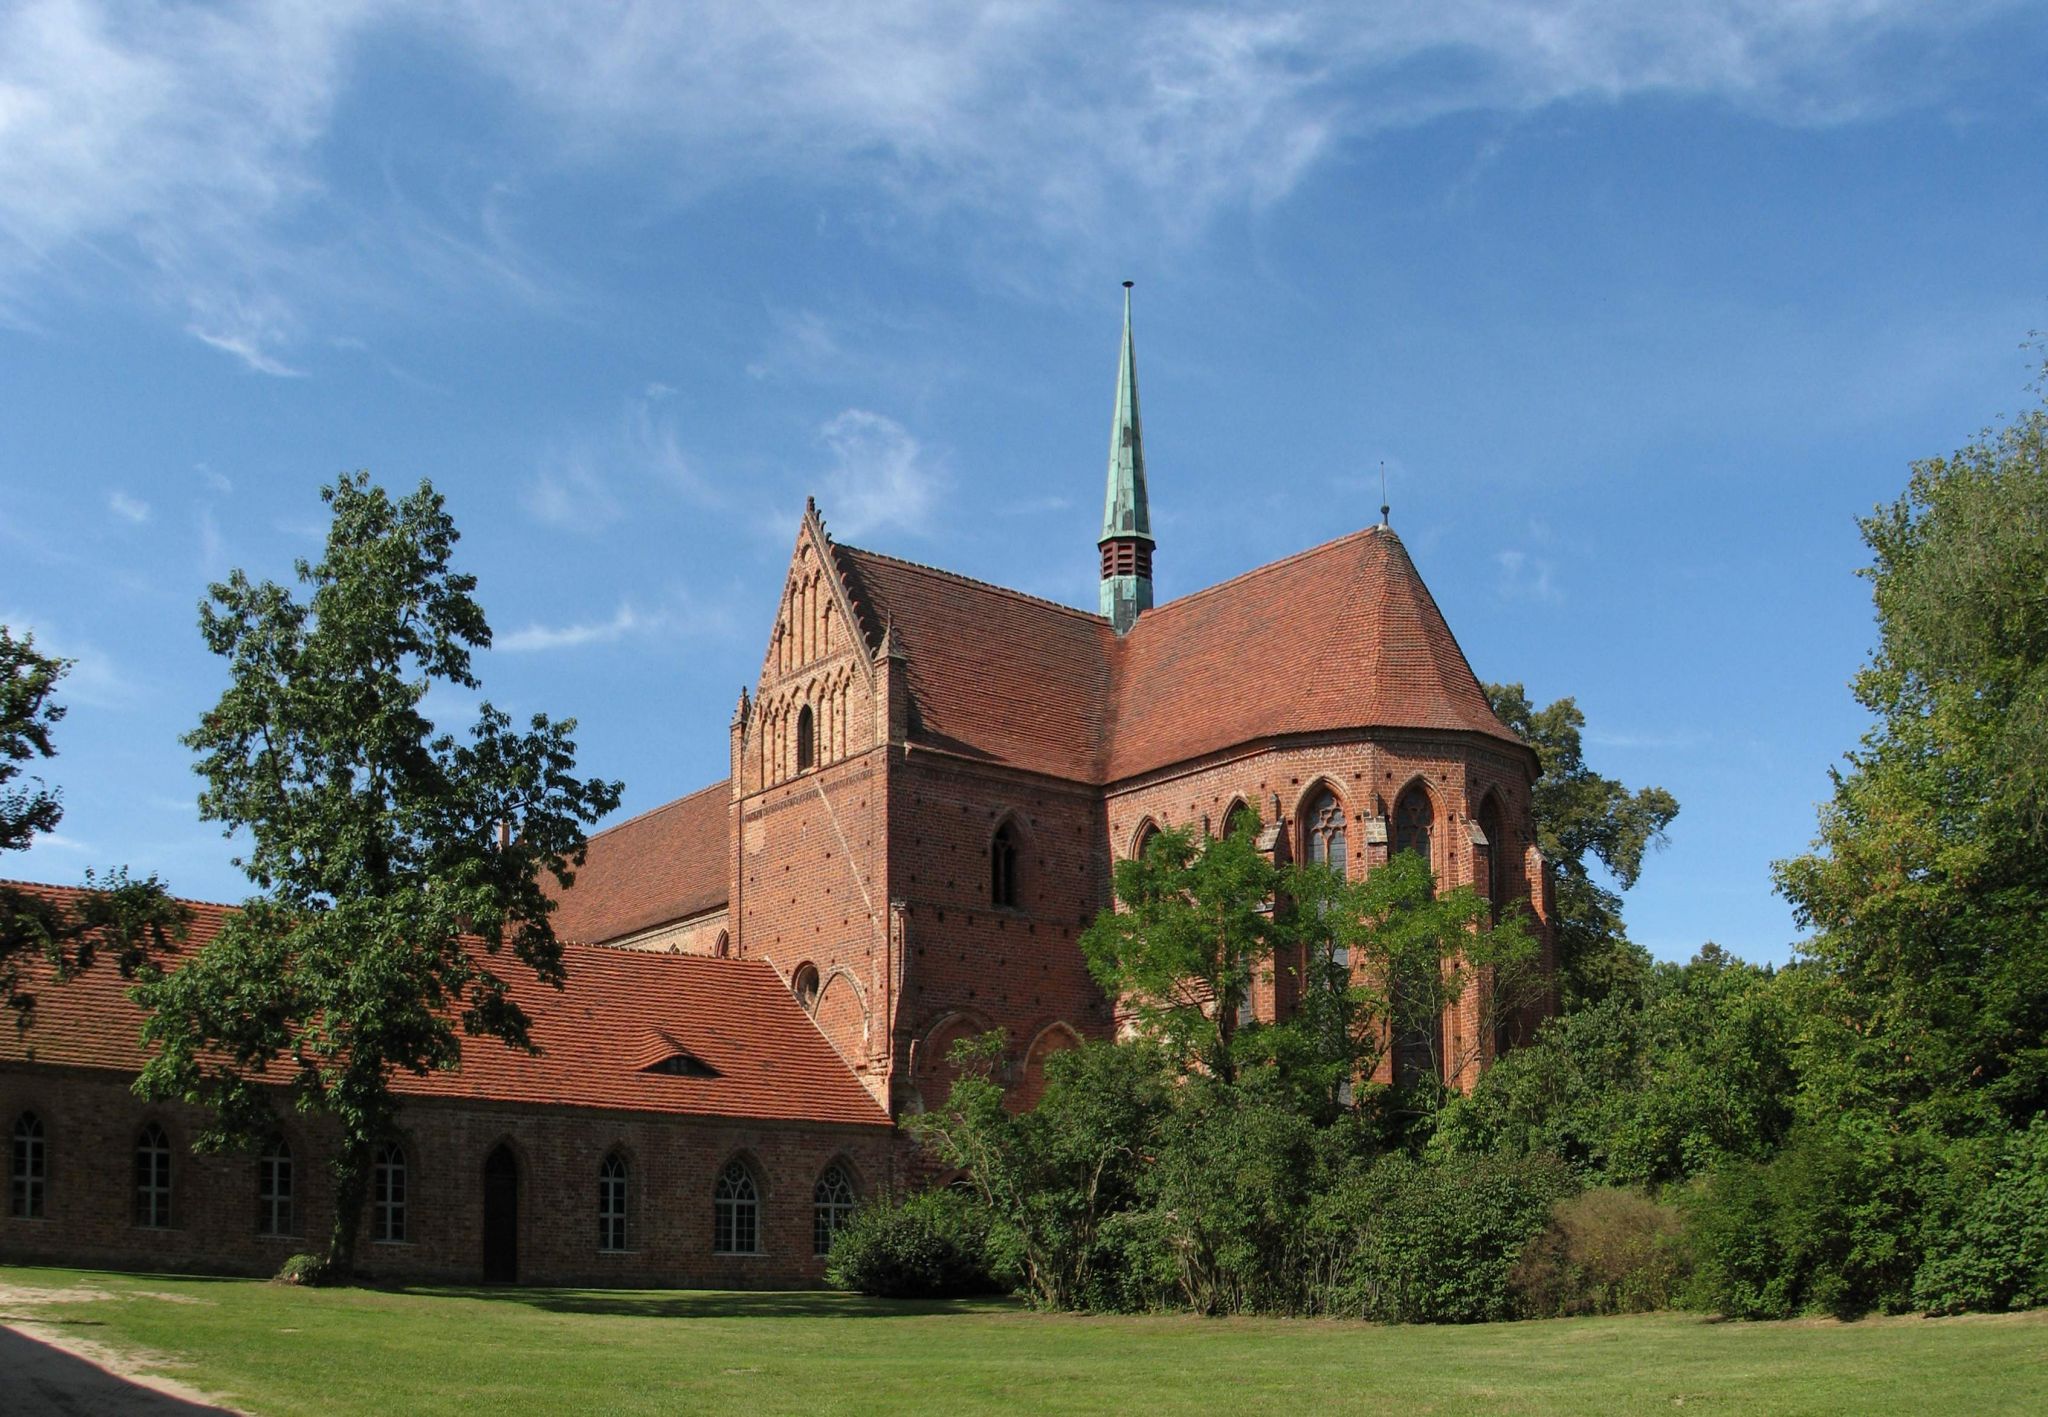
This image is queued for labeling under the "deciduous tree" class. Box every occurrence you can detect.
[135,473,622,1273]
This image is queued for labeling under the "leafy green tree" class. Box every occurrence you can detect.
[135,473,622,1274]
[1774,392,2048,1135]
[1486,684,1679,1010]
[0,627,184,1016]
[1080,821,1285,1084]
[908,1033,1171,1309]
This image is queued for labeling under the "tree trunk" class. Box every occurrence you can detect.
[326,1141,370,1276]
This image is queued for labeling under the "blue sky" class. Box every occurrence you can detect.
[4,1,2046,965]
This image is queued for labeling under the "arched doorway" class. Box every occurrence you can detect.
[483,1144,519,1283]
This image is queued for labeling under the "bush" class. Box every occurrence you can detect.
[1684,1126,1918,1319]
[1335,1152,1574,1324]
[274,1252,338,1287]
[1510,1188,1690,1317]
[1913,1117,2048,1315]
[823,1190,1006,1299]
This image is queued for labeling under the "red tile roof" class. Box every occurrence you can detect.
[547,778,730,945]
[0,882,887,1129]
[833,525,1525,784]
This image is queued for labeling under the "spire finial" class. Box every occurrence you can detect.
[1379,460,1389,527]
[1099,281,1155,634]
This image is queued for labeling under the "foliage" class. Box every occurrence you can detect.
[1509,1187,1691,1317]
[1335,1151,1574,1324]
[1080,822,1284,1083]
[823,1190,1006,1299]
[1435,946,1796,1187]
[133,473,622,1274]
[1683,1125,1922,1320]
[1912,1117,2048,1315]
[1774,402,2048,1136]
[1486,683,1678,1009]
[274,1252,340,1287]
[908,1034,1172,1309]
[0,626,186,1017]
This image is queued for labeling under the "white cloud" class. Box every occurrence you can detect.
[0,2,2020,362]
[29,830,91,853]
[0,612,132,708]
[498,603,644,653]
[813,409,946,540]
[1494,547,1562,604]
[106,490,150,523]
[522,450,622,535]
[496,590,736,653]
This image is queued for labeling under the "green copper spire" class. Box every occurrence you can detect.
[1099,281,1154,634]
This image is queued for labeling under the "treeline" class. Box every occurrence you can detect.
[829,373,2048,1322]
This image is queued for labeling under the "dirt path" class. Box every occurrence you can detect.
[0,1285,240,1415]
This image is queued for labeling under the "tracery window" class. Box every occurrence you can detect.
[10,1112,45,1220]
[373,1143,408,1243]
[990,822,1021,908]
[599,1153,629,1252]
[1394,783,1434,874]
[135,1123,172,1228]
[796,704,816,772]
[1304,788,1347,878]
[813,1163,857,1256]
[258,1138,294,1236]
[714,1160,761,1254]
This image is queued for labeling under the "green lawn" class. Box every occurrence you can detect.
[4,1264,2045,1416]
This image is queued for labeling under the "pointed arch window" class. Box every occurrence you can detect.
[258,1138,294,1237]
[714,1159,761,1254]
[1477,795,1506,925]
[599,1153,629,1253]
[1221,801,1255,842]
[373,1143,408,1243]
[1133,822,1160,861]
[1304,789,1347,878]
[11,1112,45,1220]
[135,1123,172,1228]
[795,704,816,772]
[990,822,1021,908]
[1394,784,1434,877]
[713,930,731,959]
[813,1163,857,1256]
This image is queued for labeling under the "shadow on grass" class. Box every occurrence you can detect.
[409,1286,1022,1321]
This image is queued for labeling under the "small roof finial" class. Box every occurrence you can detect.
[1379,459,1390,527]
[1123,279,1134,289]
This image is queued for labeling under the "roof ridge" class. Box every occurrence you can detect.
[1134,524,1389,626]
[0,877,239,912]
[839,544,1111,626]
[570,938,767,968]
[581,778,731,844]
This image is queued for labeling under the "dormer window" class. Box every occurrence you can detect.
[645,1051,720,1079]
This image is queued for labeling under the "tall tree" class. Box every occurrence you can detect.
[1486,684,1679,1009]
[1775,388,2048,1134]
[0,627,184,1015]
[135,473,622,1273]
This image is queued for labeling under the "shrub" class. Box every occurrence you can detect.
[273,1252,338,1287]
[1684,1126,1918,1319]
[1913,1118,2048,1315]
[823,1190,1006,1299]
[1510,1187,1690,1317]
[1336,1151,1574,1324]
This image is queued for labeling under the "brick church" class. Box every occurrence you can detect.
[2,290,1549,1287]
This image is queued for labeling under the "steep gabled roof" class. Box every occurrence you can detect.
[0,881,886,1128]
[837,546,1117,782]
[547,779,729,944]
[1104,525,1525,780]
[831,524,1523,785]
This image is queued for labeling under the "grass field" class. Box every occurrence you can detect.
[4,1264,2046,1416]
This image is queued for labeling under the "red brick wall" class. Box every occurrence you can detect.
[0,1068,897,1288]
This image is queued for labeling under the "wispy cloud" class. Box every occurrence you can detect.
[522,388,718,533]
[0,612,133,709]
[106,490,151,524]
[0,2,2021,365]
[496,590,737,654]
[812,409,946,540]
[522,451,622,535]
[1494,548,1562,604]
